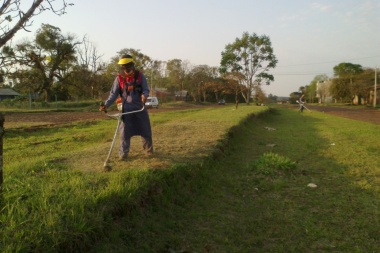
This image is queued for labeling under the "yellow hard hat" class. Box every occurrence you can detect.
[118,55,134,65]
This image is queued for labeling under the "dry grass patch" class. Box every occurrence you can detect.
[66,107,258,172]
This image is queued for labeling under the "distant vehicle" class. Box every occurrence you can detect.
[218,99,226,105]
[145,96,159,109]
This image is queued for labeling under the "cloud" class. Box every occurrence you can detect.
[337,1,380,32]
[359,0,380,12]
[345,11,353,17]
[311,2,332,12]
[279,14,303,23]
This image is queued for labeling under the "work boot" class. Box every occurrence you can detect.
[119,153,128,161]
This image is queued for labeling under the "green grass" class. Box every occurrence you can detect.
[1,105,380,252]
[1,104,267,252]
[88,107,380,252]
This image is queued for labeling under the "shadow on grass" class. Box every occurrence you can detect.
[87,108,380,252]
[2,107,379,252]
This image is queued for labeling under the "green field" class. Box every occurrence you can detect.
[1,105,379,252]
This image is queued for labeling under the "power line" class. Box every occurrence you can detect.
[277,55,380,68]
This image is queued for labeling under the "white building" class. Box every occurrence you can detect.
[316,80,333,103]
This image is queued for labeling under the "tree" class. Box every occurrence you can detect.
[154,60,168,92]
[189,65,212,102]
[166,59,191,99]
[145,59,164,94]
[289,91,301,104]
[106,48,153,83]
[222,71,245,109]
[6,24,80,101]
[105,48,160,96]
[354,68,377,104]
[207,77,225,102]
[254,85,267,105]
[112,48,153,71]
[331,77,352,103]
[267,93,278,104]
[333,63,363,77]
[331,62,364,104]
[0,0,73,49]
[205,66,222,102]
[220,32,277,104]
[76,35,105,98]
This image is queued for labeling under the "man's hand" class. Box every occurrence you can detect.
[99,102,107,113]
[141,94,147,104]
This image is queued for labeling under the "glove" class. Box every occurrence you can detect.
[99,102,107,113]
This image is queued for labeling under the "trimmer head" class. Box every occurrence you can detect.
[103,161,112,172]
[101,105,144,173]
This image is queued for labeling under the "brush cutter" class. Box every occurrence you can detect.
[296,100,311,112]
[100,102,145,172]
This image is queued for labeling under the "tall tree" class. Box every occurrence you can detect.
[333,63,363,77]
[220,32,277,104]
[144,59,164,93]
[189,65,210,102]
[6,24,80,101]
[254,85,267,105]
[332,62,364,104]
[105,49,153,89]
[104,49,156,96]
[289,91,301,104]
[331,77,352,103]
[112,48,152,71]
[76,35,105,98]
[0,0,73,48]
[166,59,191,99]
[206,77,225,102]
[354,68,376,104]
[223,72,245,109]
[205,67,223,102]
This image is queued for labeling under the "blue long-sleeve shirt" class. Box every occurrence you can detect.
[104,72,149,112]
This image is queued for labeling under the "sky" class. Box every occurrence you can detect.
[11,0,380,97]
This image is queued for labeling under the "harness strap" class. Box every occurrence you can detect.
[117,70,142,97]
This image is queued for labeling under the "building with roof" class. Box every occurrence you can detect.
[0,88,20,101]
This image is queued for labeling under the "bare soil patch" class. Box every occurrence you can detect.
[3,105,380,128]
[304,105,380,125]
[2,107,186,129]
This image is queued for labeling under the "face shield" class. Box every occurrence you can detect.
[120,63,134,76]
[118,56,135,76]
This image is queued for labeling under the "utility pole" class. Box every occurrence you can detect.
[374,66,377,108]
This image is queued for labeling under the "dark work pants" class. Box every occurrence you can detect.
[118,110,153,157]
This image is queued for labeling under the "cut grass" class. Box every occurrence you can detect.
[2,105,379,252]
[1,104,267,252]
[87,107,380,252]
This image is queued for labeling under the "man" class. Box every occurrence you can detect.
[100,55,153,160]
[299,94,305,112]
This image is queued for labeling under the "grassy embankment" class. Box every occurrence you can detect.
[92,106,380,252]
[1,104,379,252]
[1,104,267,252]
